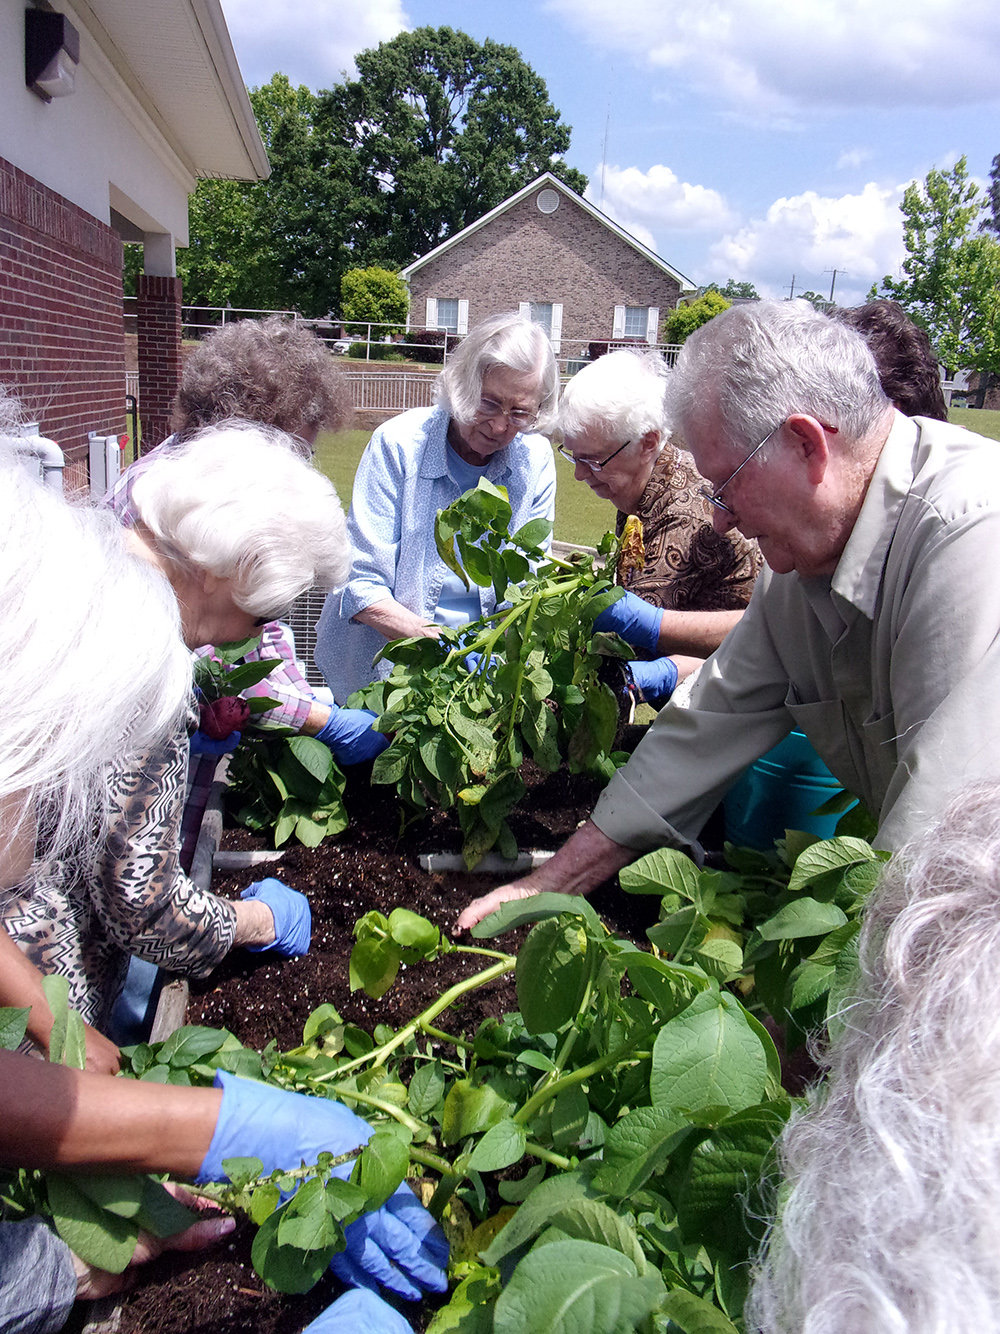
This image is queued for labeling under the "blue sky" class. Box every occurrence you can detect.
[221,0,1000,306]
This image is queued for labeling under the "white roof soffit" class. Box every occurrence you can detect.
[72,0,268,181]
[402,172,695,291]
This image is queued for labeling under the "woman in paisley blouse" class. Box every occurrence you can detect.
[0,423,352,1048]
[557,347,762,658]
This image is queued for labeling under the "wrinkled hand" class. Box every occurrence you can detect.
[315,706,389,765]
[593,590,664,655]
[626,656,679,708]
[83,1022,121,1076]
[240,878,311,957]
[73,1185,234,1300]
[455,877,545,934]
[189,728,241,756]
[302,1288,414,1333]
[332,1183,449,1301]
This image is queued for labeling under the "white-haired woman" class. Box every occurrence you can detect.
[1,424,353,1039]
[747,782,1000,1334]
[316,312,559,703]
[558,348,761,660]
[0,444,443,1334]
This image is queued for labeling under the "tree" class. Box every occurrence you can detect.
[981,152,1000,238]
[663,291,731,344]
[312,27,588,271]
[340,267,409,336]
[706,278,760,300]
[797,291,833,311]
[872,157,1000,403]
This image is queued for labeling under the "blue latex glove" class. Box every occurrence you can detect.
[189,728,241,756]
[592,590,665,655]
[627,656,679,708]
[330,1183,449,1301]
[240,877,311,957]
[302,1289,413,1334]
[197,1075,448,1301]
[315,705,389,765]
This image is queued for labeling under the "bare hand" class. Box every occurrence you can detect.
[83,1022,121,1076]
[73,1184,235,1300]
[455,879,547,933]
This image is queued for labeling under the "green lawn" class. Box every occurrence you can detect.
[314,428,617,549]
[949,406,1000,440]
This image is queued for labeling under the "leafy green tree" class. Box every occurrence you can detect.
[980,152,1000,238]
[663,291,731,345]
[872,157,1000,403]
[706,278,760,300]
[340,268,410,337]
[312,27,588,270]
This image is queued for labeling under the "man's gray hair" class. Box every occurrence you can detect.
[748,781,1000,1334]
[557,348,669,450]
[130,422,351,618]
[0,442,191,872]
[667,300,890,454]
[435,312,560,433]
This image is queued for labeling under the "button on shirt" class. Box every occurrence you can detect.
[592,411,1000,856]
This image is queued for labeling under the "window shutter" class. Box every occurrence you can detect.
[457,299,469,336]
[646,307,659,344]
[425,298,438,330]
[519,301,531,318]
[550,302,563,354]
[612,305,625,338]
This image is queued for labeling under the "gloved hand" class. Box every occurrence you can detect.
[593,590,665,655]
[189,728,241,756]
[240,878,311,957]
[197,1074,449,1301]
[627,656,679,708]
[302,1288,413,1333]
[331,1182,450,1301]
[315,705,389,765]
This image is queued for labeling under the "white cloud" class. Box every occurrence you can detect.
[704,182,908,303]
[544,0,1000,116]
[222,0,407,91]
[587,163,737,244]
[837,148,875,170]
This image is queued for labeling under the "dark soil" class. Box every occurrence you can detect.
[115,758,665,1334]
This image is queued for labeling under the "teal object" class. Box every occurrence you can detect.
[723,730,854,850]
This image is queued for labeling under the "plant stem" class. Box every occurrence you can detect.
[514,1023,658,1126]
[524,1142,572,1170]
[502,593,539,754]
[325,1087,424,1134]
[408,1146,453,1176]
[421,1023,475,1053]
[314,957,516,1082]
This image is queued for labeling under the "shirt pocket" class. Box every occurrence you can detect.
[785,694,897,817]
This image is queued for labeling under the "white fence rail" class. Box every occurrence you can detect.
[346,371,438,413]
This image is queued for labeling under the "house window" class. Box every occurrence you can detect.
[436,299,460,333]
[528,302,553,337]
[623,306,649,339]
[519,301,563,352]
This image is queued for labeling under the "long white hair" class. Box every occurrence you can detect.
[747,781,1000,1334]
[0,443,191,873]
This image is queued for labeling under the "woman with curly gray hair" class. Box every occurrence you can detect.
[747,782,1000,1334]
[316,311,559,702]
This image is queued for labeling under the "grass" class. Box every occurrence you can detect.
[313,428,617,549]
[949,406,1000,441]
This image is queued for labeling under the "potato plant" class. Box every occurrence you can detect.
[0,825,883,1332]
[353,480,634,867]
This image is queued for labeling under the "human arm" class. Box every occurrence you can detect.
[353,598,440,643]
[654,607,745,657]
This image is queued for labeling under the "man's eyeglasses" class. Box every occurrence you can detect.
[474,396,539,431]
[699,423,781,515]
[557,439,632,473]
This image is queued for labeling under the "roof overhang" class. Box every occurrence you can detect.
[402,171,694,291]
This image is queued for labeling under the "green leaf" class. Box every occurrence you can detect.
[787,836,876,891]
[135,1177,200,1238]
[658,1288,740,1334]
[473,891,603,939]
[408,1060,447,1117]
[482,1171,602,1264]
[592,1105,691,1196]
[545,1200,649,1274]
[249,1182,281,1225]
[622,951,707,1020]
[516,917,589,1035]
[73,1173,146,1219]
[303,1004,343,1046]
[620,847,702,899]
[62,1008,87,1071]
[349,936,401,999]
[287,734,335,784]
[354,1131,410,1210]
[323,1177,369,1222]
[550,1086,590,1152]
[512,517,553,550]
[48,1174,138,1273]
[757,897,848,941]
[251,1203,337,1293]
[650,989,768,1115]
[223,658,280,692]
[442,1079,514,1146]
[41,974,70,1066]
[0,1007,29,1051]
[387,908,440,955]
[220,1156,265,1189]
[468,1118,527,1172]
[277,1178,338,1251]
[493,1239,664,1334]
[789,960,836,1010]
[157,1026,231,1067]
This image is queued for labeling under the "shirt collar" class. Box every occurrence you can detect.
[420,406,516,482]
[832,409,919,617]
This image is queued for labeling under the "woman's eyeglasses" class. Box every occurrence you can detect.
[557,439,632,473]
[474,397,539,431]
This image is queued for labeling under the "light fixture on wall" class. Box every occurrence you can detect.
[25,8,80,102]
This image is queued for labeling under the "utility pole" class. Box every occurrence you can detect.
[824,268,845,302]
[788,274,796,299]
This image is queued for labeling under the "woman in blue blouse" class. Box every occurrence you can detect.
[317,312,559,703]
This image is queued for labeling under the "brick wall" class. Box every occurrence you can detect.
[407,187,682,347]
[137,275,182,451]
[0,155,126,476]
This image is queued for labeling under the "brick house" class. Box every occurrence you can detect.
[0,0,267,486]
[401,172,694,361]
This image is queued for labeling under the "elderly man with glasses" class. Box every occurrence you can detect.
[317,312,558,703]
[458,298,1000,929]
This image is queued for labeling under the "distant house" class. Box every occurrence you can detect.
[401,172,694,363]
[0,0,267,484]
